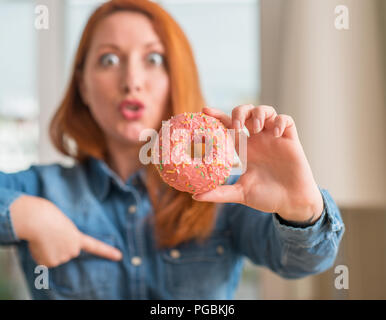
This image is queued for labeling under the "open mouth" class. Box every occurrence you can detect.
[119,100,145,120]
[123,104,141,111]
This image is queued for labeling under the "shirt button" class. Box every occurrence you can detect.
[216,245,225,255]
[131,256,142,266]
[170,249,180,259]
[128,205,136,214]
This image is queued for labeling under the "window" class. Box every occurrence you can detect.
[0,0,39,173]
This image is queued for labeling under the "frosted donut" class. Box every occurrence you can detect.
[155,112,234,194]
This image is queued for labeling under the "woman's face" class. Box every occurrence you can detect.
[79,11,170,146]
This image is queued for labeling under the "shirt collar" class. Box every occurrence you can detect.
[86,156,147,201]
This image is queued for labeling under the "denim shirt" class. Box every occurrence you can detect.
[0,157,345,300]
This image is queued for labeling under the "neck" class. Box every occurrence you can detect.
[105,140,143,182]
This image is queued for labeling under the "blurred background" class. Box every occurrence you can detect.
[0,0,385,299]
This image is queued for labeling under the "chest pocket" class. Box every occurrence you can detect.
[46,233,121,300]
[161,231,233,299]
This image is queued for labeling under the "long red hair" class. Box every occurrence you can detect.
[50,0,217,248]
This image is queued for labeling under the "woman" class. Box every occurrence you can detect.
[0,0,344,299]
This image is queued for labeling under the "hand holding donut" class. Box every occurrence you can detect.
[193,105,324,224]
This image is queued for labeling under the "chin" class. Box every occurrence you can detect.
[119,123,145,144]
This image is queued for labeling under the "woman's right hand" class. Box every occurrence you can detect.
[9,195,122,268]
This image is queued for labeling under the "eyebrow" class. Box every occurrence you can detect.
[97,44,120,50]
[97,41,163,50]
[144,41,163,48]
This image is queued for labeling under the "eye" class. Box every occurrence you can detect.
[99,53,120,67]
[146,52,164,66]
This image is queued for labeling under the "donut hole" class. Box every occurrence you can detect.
[186,135,219,164]
[191,142,206,160]
[185,136,207,161]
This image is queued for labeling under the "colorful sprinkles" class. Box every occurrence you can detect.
[155,112,234,194]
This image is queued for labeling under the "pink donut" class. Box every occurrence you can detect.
[155,112,234,194]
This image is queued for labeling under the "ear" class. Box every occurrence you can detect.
[76,70,89,106]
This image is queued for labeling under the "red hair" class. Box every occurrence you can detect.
[50,0,216,248]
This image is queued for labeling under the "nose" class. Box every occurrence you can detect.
[121,60,143,94]
[121,78,141,94]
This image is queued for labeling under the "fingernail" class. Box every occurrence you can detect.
[233,119,241,131]
[114,250,122,260]
[193,195,203,201]
[253,118,261,133]
[274,127,280,137]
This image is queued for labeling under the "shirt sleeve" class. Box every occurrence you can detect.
[222,175,345,279]
[0,167,41,245]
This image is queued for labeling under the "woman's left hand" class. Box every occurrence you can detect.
[193,105,324,224]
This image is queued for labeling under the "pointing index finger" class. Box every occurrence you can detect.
[80,233,122,261]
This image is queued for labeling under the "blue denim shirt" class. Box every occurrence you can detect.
[0,157,344,299]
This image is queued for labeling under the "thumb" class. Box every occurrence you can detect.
[192,184,244,204]
[80,233,122,261]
